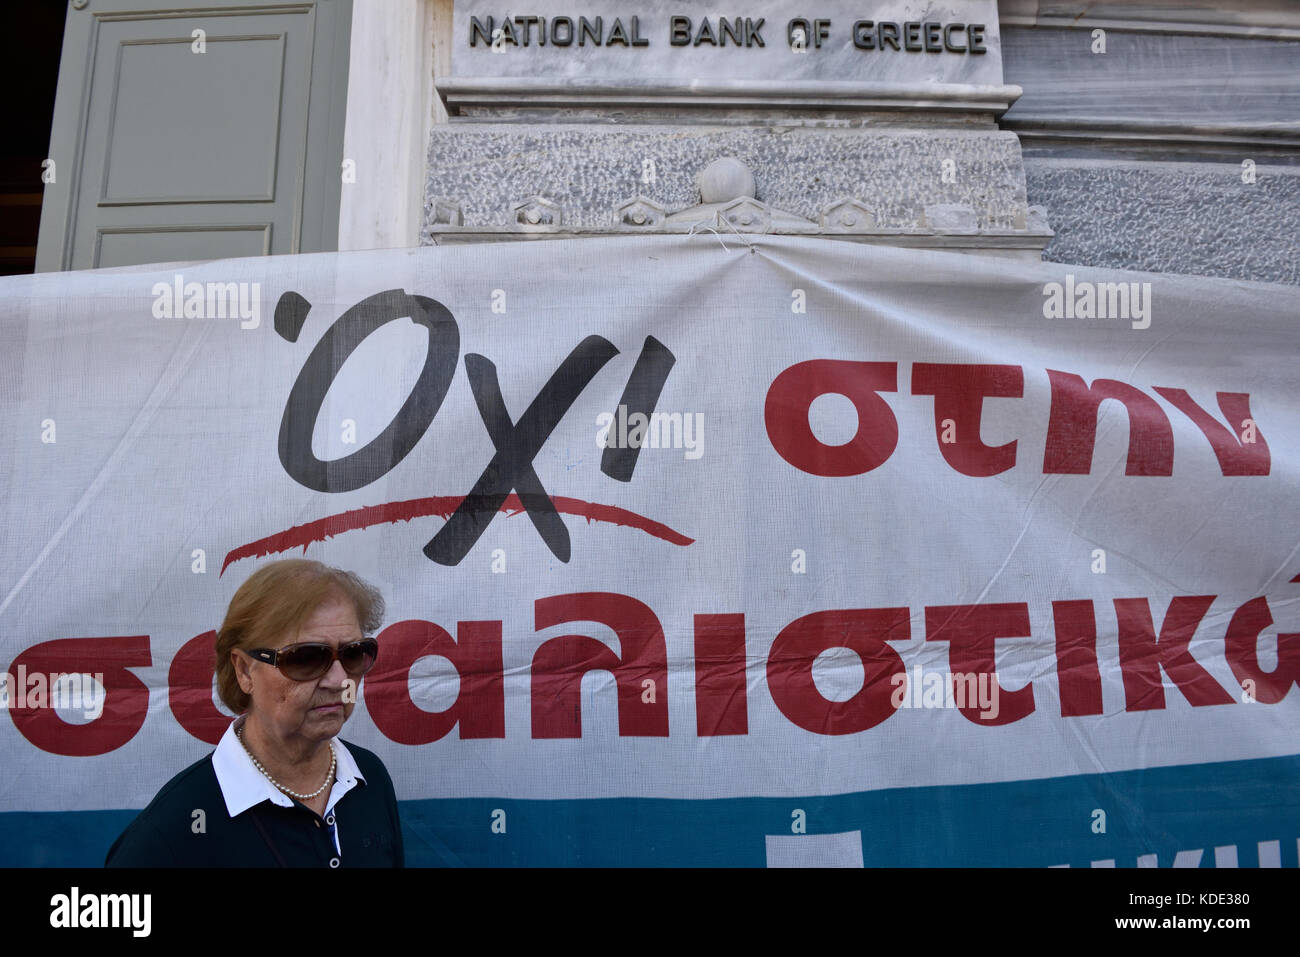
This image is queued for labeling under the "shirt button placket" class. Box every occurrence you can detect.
[324,811,340,865]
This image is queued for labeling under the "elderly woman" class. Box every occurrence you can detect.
[106,559,403,867]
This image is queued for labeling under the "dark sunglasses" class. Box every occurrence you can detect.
[243,638,379,682]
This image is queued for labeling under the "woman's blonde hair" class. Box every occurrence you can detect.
[214,559,385,713]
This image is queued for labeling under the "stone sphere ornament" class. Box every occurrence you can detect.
[697,157,756,204]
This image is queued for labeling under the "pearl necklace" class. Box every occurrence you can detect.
[237,725,336,800]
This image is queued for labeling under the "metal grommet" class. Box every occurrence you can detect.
[329,857,340,868]
[325,815,335,825]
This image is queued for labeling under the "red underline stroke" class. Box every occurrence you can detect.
[221,495,694,574]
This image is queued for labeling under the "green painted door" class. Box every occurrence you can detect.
[37,0,352,271]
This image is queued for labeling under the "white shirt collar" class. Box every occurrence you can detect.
[211,716,366,818]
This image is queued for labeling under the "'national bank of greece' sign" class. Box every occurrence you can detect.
[443,1,1010,112]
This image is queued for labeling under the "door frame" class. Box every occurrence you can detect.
[336,0,450,252]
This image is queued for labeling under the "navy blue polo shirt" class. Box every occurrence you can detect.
[105,719,403,867]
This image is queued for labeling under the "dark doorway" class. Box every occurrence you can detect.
[0,7,66,276]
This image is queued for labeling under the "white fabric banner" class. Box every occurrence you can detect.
[1,236,1297,865]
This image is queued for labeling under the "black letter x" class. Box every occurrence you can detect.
[424,335,619,565]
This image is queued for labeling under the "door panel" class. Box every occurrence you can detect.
[37,0,351,271]
[99,33,288,204]
[96,223,270,268]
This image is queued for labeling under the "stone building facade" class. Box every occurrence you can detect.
[395,1,1298,284]
[21,1,1300,285]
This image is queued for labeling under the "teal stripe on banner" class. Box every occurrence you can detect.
[3,754,1297,867]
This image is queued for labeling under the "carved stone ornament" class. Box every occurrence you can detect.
[512,196,562,229]
[427,198,464,226]
[820,198,876,232]
[614,196,668,228]
[719,197,772,234]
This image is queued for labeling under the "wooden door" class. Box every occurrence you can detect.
[37,0,352,270]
